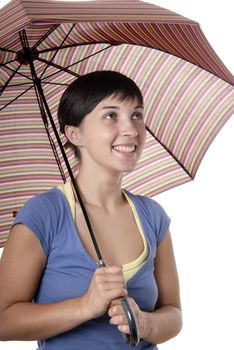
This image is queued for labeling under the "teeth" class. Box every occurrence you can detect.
[113,145,136,153]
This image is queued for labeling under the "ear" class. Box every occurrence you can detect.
[64,125,83,147]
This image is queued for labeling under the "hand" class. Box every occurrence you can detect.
[83,266,127,319]
[108,297,146,339]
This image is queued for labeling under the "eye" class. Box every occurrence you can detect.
[104,112,117,120]
[132,112,143,120]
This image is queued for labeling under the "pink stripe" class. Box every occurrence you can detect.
[184,91,233,165]
[153,62,191,133]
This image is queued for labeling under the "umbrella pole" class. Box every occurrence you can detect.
[19,30,105,265]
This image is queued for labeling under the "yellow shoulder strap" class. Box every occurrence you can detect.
[57,181,75,220]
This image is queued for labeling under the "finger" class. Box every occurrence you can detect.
[108,297,137,316]
[109,313,127,326]
[94,278,126,292]
[97,265,123,274]
[95,271,125,284]
[108,303,123,317]
[118,324,130,334]
[104,288,128,302]
[109,298,122,308]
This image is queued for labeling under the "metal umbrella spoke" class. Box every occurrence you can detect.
[1,63,33,83]
[0,62,23,96]
[41,43,117,82]
[38,57,80,79]
[33,24,60,50]
[64,43,120,69]
[0,85,33,111]
[39,23,76,80]
[41,81,70,87]
[0,59,20,67]
[145,125,193,179]
[0,47,17,54]
[1,82,38,87]
[38,40,120,54]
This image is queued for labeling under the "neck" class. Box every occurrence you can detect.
[75,167,125,211]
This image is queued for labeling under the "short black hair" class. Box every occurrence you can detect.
[58,70,143,158]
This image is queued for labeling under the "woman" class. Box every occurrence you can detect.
[0,71,182,349]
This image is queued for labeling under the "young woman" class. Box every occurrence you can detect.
[0,71,182,349]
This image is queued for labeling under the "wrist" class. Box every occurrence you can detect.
[139,311,152,340]
[75,294,93,323]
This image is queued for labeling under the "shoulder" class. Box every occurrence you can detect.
[18,187,65,214]
[12,187,67,255]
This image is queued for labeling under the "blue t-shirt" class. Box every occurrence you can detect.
[13,187,170,350]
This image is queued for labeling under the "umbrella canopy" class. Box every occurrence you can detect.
[0,0,233,247]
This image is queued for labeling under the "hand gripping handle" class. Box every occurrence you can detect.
[97,262,139,345]
[121,297,140,347]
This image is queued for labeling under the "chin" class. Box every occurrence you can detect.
[119,164,137,174]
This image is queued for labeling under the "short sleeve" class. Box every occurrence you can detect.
[147,197,171,246]
[12,191,59,256]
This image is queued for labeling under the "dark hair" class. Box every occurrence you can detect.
[58,70,143,157]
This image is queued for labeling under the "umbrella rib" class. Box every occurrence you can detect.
[40,44,115,82]
[0,59,19,67]
[37,40,119,54]
[0,47,18,54]
[145,125,193,179]
[0,85,33,111]
[0,62,24,96]
[1,82,35,87]
[64,44,115,70]
[3,63,33,82]
[39,24,76,80]
[41,81,69,87]
[38,57,80,78]
[1,81,68,88]
[33,24,60,50]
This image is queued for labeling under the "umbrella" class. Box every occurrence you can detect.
[0,0,233,247]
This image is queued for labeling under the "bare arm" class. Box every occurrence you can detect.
[0,224,127,341]
[109,230,182,344]
[140,230,182,344]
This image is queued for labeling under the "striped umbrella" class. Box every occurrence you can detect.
[0,0,233,247]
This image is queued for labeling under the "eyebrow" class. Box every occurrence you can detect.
[102,105,144,110]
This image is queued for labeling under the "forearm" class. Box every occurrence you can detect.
[141,305,182,344]
[0,296,89,341]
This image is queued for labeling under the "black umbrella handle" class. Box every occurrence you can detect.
[121,297,140,347]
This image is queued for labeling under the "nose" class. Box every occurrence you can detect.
[120,120,139,137]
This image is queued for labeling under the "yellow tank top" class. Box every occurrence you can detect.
[57,182,148,282]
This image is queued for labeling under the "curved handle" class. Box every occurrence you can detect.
[121,298,140,347]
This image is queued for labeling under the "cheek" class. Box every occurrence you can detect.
[97,127,117,145]
[83,130,114,154]
[140,126,146,144]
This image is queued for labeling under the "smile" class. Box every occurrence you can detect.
[112,145,136,153]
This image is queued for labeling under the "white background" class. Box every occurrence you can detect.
[0,0,233,349]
